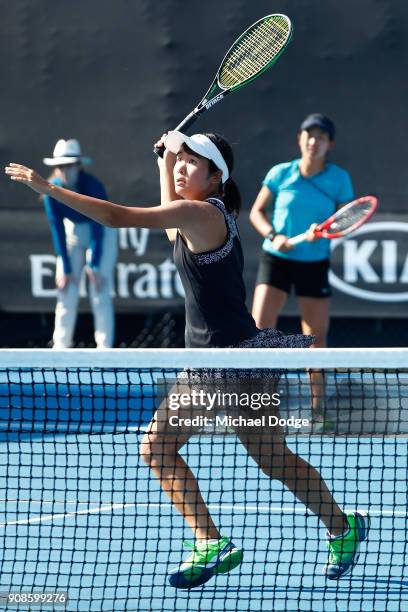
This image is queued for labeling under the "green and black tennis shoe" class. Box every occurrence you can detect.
[168,536,243,589]
[323,511,370,579]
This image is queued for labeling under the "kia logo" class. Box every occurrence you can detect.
[329,222,408,302]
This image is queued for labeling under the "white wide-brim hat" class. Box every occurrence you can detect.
[164,131,229,183]
[43,139,92,166]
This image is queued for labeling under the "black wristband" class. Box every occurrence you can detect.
[266,229,276,241]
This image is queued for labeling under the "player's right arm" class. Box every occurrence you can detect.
[155,135,178,243]
[249,185,292,252]
[249,185,275,238]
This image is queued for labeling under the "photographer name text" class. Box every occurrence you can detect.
[168,415,310,429]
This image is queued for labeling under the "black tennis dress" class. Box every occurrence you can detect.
[173,197,314,351]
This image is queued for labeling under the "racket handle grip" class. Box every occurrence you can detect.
[153,110,198,156]
[175,111,199,132]
[287,233,306,246]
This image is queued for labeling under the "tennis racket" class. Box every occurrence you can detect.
[154,14,293,156]
[288,196,378,245]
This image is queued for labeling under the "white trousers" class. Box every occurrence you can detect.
[53,220,118,349]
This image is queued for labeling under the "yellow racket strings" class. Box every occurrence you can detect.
[219,16,291,88]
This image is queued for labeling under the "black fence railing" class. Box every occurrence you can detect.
[1,312,408,349]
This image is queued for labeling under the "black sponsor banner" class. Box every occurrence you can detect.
[0,209,183,313]
[328,216,408,315]
[1,209,408,316]
[257,214,408,318]
[1,1,408,317]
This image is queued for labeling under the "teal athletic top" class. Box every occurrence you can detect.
[262,159,354,262]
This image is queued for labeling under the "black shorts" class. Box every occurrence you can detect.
[255,251,332,298]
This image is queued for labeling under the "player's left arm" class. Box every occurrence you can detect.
[5,163,207,230]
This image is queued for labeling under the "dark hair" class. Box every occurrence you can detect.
[204,133,242,216]
[182,133,242,216]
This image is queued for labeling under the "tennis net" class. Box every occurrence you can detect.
[0,348,406,612]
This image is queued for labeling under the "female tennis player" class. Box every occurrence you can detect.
[250,114,354,430]
[5,133,368,588]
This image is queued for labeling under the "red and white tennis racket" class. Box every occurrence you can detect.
[288,195,378,246]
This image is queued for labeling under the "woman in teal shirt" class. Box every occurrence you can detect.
[250,114,354,426]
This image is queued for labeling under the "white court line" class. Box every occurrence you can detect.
[0,503,140,526]
[0,502,406,527]
[0,498,102,506]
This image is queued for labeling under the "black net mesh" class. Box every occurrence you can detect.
[0,355,406,611]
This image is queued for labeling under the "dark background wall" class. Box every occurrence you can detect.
[1,1,408,345]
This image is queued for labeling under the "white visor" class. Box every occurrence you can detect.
[164,131,229,183]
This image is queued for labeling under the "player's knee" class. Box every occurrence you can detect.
[139,435,158,466]
[139,435,172,467]
[248,443,288,479]
[139,444,159,467]
[267,443,296,477]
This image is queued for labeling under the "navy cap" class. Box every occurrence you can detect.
[299,114,336,140]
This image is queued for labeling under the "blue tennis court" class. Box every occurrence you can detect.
[0,436,407,611]
[0,352,407,611]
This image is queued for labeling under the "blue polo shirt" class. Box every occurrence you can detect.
[43,171,107,274]
[262,159,354,261]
